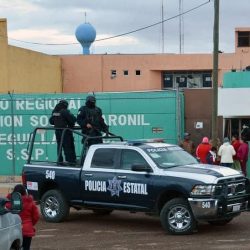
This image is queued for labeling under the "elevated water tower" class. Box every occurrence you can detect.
[75,22,96,55]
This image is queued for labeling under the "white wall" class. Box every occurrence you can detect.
[218,88,250,117]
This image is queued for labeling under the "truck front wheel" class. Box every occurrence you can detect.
[40,189,69,223]
[160,198,196,235]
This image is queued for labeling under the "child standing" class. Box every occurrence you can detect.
[206,146,218,165]
[7,184,39,250]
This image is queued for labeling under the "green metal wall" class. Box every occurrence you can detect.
[223,71,250,88]
[0,90,184,176]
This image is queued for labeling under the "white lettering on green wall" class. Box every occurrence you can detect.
[103,114,150,126]
[6,148,44,161]
[30,115,49,126]
[0,100,9,110]
[14,98,82,111]
[68,99,82,110]
[0,133,56,145]
[0,115,22,127]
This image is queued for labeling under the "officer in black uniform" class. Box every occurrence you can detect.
[49,100,77,164]
[77,95,108,146]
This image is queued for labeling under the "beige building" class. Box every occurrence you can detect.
[1,18,250,143]
[60,27,250,144]
[61,27,250,93]
[0,18,62,94]
[1,17,250,96]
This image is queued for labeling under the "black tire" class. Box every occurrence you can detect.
[160,198,196,235]
[10,240,21,250]
[40,189,69,223]
[92,208,113,215]
[208,218,233,226]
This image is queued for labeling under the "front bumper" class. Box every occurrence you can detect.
[188,197,249,220]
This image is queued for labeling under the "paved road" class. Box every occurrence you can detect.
[32,209,250,250]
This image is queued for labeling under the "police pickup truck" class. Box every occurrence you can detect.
[22,127,250,235]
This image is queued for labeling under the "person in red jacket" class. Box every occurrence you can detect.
[237,137,249,176]
[231,135,241,171]
[196,137,212,163]
[7,184,40,250]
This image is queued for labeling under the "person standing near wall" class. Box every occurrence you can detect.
[7,184,39,250]
[77,95,108,147]
[217,137,236,168]
[49,100,77,164]
[231,135,241,171]
[179,132,195,156]
[237,136,249,176]
[206,146,218,165]
[196,137,211,163]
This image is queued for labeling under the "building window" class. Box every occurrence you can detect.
[202,73,212,87]
[123,70,128,76]
[238,31,250,47]
[176,76,187,88]
[135,70,141,75]
[162,71,212,89]
[111,70,116,79]
[163,74,173,88]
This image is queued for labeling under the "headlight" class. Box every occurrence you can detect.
[191,185,216,196]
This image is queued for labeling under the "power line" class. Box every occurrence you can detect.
[7,1,211,46]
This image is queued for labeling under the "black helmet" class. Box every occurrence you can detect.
[59,99,68,108]
[86,95,96,103]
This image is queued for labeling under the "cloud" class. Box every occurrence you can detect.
[1,0,250,55]
[8,29,75,43]
[0,0,39,12]
[95,34,138,47]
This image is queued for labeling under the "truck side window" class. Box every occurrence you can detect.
[120,149,149,170]
[91,148,117,169]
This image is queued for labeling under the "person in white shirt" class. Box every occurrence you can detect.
[218,137,236,168]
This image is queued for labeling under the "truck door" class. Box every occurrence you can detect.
[115,149,155,210]
[81,148,119,205]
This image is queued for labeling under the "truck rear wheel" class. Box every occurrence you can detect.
[40,189,69,223]
[160,198,196,235]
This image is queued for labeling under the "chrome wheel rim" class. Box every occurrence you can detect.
[44,196,59,218]
[168,205,191,230]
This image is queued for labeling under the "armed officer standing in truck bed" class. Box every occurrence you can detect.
[49,100,77,164]
[77,95,108,146]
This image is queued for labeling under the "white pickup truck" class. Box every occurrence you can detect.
[0,192,23,250]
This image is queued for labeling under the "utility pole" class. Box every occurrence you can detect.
[212,0,219,146]
[179,0,184,54]
[161,0,165,53]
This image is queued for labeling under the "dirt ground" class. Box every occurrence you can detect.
[31,209,250,250]
[1,184,250,250]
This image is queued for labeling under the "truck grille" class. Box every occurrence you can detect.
[217,177,247,197]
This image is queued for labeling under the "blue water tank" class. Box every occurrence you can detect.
[75,23,96,55]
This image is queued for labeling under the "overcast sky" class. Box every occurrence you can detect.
[0,0,249,55]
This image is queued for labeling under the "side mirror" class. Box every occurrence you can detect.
[131,164,152,173]
[10,192,22,213]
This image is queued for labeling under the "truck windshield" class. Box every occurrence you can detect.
[144,146,198,169]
